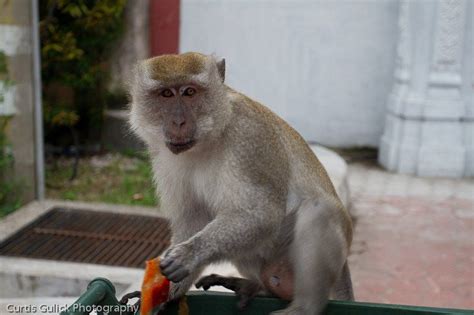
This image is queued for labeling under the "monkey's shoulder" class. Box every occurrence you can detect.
[225,90,312,164]
[227,88,278,120]
[226,91,288,158]
[220,89,290,195]
[226,88,310,150]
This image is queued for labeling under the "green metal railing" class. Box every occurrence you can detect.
[60,278,134,315]
[60,278,473,315]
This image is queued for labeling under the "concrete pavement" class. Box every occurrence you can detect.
[347,161,473,309]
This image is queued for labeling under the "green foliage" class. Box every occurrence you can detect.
[43,102,79,127]
[0,51,13,104]
[0,51,7,75]
[0,51,23,217]
[40,0,127,144]
[0,118,23,217]
[105,89,129,110]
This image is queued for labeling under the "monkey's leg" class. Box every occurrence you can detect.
[272,199,347,315]
[331,261,354,301]
[196,274,264,310]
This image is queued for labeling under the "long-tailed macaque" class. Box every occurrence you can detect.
[129,52,354,314]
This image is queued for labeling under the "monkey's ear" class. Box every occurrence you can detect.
[216,58,225,83]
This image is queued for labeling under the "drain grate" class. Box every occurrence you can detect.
[0,208,171,268]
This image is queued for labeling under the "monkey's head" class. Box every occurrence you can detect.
[129,52,228,154]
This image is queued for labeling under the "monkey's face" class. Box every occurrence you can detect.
[154,84,203,154]
[130,53,228,155]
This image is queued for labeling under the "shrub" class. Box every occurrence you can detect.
[40,0,127,147]
[0,51,22,217]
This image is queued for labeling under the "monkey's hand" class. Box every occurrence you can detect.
[160,242,198,283]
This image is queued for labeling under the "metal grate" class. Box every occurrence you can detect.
[0,208,171,268]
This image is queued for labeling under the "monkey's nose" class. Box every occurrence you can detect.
[172,118,186,128]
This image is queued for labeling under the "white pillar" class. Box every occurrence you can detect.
[379,0,473,177]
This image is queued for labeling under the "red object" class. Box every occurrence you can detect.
[140,258,170,315]
[149,0,180,56]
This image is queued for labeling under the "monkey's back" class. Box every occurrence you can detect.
[226,87,352,243]
[227,87,337,198]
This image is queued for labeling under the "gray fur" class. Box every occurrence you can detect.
[129,53,354,314]
[332,262,355,301]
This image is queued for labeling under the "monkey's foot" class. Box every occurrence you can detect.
[195,274,263,310]
[120,290,173,314]
[119,290,141,307]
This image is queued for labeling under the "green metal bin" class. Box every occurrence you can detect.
[60,278,473,315]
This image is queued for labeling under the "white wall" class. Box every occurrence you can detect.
[180,0,399,147]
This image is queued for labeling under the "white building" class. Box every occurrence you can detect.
[179,0,473,177]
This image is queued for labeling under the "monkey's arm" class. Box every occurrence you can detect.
[160,198,284,282]
[162,203,209,300]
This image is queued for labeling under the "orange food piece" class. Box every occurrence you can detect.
[178,297,189,315]
[140,258,170,315]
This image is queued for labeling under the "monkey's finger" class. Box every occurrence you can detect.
[194,281,207,290]
[195,275,212,288]
[167,268,189,283]
[195,280,211,291]
[161,261,183,277]
[160,257,173,269]
[195,274,222,290]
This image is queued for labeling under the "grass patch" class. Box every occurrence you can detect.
[46,153,157,207]
[1,117,25,218]
[0,185,23,218]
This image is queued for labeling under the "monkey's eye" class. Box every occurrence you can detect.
[183,87,196,97]
[161,89,174,98]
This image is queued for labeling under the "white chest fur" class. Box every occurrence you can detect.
[152,148,229,217]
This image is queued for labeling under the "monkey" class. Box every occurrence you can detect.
[128,52,354,314]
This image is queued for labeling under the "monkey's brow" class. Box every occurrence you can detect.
[155,82,207,91]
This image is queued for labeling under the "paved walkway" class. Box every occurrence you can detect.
[347,161,473,309]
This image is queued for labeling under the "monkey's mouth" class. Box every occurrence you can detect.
[166,139,196,154]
